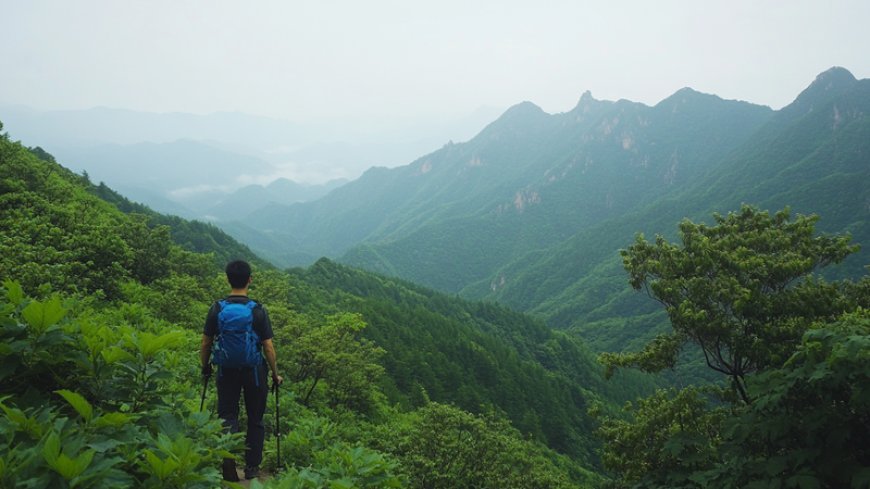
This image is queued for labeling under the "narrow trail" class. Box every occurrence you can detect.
[224,468,273,488]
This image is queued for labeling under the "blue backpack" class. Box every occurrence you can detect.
[212,299,263,383]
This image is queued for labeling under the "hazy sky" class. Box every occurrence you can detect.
[3,0,869,126]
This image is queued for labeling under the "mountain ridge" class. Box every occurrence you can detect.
[245,82,773,271]
[334,84,774,289]
[475,67,870,354]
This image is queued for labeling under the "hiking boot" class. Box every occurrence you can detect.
[222,458,240,482]
[244,466,260,480]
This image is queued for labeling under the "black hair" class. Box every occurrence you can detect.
[225,260,252,289]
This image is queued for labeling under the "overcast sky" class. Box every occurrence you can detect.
[3,0,869,126]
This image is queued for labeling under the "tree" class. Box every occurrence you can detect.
[605,205,857,403]
[283,312,386,413]
[595,312,870,489]
[592,387,725,489]
[707,310,870,488]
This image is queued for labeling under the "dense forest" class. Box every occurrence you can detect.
[2,91,870,489]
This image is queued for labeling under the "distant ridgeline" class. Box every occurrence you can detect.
[0,120,659,486]
[228,67,870,356]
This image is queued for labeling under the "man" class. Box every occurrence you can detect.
[200,260,283,481]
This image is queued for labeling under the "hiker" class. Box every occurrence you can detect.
[200,260,283,481]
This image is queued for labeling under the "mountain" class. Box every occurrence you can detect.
[232,68,869,360]
[477,67,870,352]
[247,86,773,281]
[0,105,505,242]
[286,258,657,462]
[342,89,775,291]
[27,138,349,224]
[203,177,348,221]
[55,139,274,193]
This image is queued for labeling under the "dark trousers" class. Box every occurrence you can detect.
[216,365,268,468]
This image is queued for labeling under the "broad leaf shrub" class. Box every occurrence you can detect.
[253,443,403,489]
[0,281,237,488]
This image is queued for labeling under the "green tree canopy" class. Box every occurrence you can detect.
[709,310,870,488]
[606,205,858,402]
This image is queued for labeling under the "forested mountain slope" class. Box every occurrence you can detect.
[286,258,656,460]
[478,67,870,352]
[246,87,771,280]
[0,122,651,486]
[344,68,869,305]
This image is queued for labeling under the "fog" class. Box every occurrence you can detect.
[5,1,870,120]
[2,0,869,188]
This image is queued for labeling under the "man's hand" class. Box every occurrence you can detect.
[202,363,213,380]
[272,372,284,387]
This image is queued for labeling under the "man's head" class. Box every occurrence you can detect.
[225,260,252,289]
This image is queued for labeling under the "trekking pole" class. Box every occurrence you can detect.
[200,373,210,412]
[274,381,283,472]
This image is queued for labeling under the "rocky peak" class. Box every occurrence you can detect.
[655,87,718,109]
[567,90,617,122]
[478,101,550,137]
[501,101,546,119]
[783,67,857,115]
[576,90,595,106]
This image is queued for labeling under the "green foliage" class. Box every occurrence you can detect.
[0,134,226,300]
[281,312,386,414]
[596,208,870,488]
[593,387,726,489]
[88,179,266,271]
[260,444,403,489]
[0,287,77,395]
[371,402,599,489]
[0,282,236,488]
[596,313,870,488]
[613,205,858,402]
[707,310,870,488]
[289,259,656,463]
[599,332,684,379]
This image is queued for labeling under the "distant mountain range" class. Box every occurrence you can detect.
[244,87,772,266]
[232,67,870,355]
[0,103,501,228]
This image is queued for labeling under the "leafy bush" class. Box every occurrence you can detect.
[0,281,237,488]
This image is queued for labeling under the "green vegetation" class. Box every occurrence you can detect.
[337,91,772,293]
[1,123,627,486]
[608,206,857,401]
[0,282,235,487]
[287,259,657,462]
[595,207,870,488]
[4,65,869,487]
[83,171,267,270]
